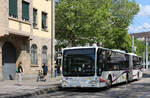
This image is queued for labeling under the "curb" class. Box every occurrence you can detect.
[7,84,60,98]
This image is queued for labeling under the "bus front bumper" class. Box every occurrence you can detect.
[62,81,106,88]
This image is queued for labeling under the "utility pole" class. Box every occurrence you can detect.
[51,0,55,78]
[143,52,145,68]
[146,37,149,70]
[132,35,134,53]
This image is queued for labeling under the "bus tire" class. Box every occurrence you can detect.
[126,73,129,83]
[107,75,112,88]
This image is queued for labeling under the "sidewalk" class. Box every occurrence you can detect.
[0,75,61,98]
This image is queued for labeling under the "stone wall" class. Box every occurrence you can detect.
[28,35,52,74]
[0,0,8,36]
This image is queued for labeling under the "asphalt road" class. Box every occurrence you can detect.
[29,73,150,98]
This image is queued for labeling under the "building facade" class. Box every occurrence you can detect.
[0,0,55,80]
[130,32,150,41]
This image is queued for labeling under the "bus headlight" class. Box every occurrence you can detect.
[62,80,68,84]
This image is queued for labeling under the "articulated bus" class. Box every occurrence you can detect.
[61,46,143,88]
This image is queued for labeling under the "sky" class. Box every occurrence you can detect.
[55,0,150,34]
[129,0,150,34]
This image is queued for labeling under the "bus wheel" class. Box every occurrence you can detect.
[107,76,112,88]
[126,73,129,83]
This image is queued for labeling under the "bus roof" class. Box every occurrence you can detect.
[62,46,139,56]
[127,53,137,56]
[63,46,97,51]
[62,46,113,51]
[112,49,126,53]
[63,46,122,52]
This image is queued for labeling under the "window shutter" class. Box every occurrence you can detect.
[33,9,37,26]
[42,46,47,64]
[9,0,17,18]
[22,1,29,21]
[42,12,47,29]
[31,44,37,64]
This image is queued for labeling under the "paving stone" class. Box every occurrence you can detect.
[0,76,61,98]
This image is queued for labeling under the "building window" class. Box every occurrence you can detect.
[22,1,29,21]
[33,8,37,28]
[42,46,47,64]
[9,0,18,18]
[42,12,47,30]
[31,44,37,64]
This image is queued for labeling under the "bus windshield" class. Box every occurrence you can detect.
[63,48,95,76]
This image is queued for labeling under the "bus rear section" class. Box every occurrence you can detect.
[96,48,131,86]
[132,55,143,80]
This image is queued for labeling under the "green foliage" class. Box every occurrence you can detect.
[55,0,139,52]
[134,38,146,57]
[108,0,139,52]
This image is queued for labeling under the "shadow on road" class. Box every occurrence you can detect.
[57,81,134,93]
[43,73,150,97]
[34,74,150,98]
[58,87,107,92]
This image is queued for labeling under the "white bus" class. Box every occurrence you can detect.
[61,46,143,88]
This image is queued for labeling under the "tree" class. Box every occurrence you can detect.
[108,0,139,52]
[134,38,146,57]
[56,0,112,48]
[55,0,139,52]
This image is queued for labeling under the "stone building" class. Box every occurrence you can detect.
[130,32,150,41]
[0,0,55,80]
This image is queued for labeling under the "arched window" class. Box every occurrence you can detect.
[42,46,47,64]
[31,44,37,64]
